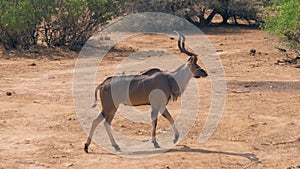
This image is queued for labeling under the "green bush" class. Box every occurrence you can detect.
[0,0,125,51]
[0,0,43,49]
[264,0,300,48]
[41,0,125,51]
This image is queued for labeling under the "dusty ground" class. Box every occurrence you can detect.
[0,26,299,169]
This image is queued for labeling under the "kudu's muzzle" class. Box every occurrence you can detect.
[194,68,208,78]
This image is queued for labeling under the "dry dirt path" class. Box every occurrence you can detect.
[0,26,299,169]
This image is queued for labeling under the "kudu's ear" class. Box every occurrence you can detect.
[188,56,198,63]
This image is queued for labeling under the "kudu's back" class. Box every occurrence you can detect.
[99,71,180,109]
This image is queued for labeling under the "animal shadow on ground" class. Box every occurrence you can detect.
[89,145,260,163]
[173,145,261,162]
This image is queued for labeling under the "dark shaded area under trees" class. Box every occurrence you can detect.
[127,0,265,26]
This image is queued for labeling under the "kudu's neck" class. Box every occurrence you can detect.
[171,64,193,93]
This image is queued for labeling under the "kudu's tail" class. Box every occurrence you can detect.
[91,84,102,108]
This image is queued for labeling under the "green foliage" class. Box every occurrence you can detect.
[41,0,124,50]
[0,0,125,51]
[0,0,43,49]
[264,0,300,48]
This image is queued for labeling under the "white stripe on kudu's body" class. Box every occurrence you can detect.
[84,32,208,153]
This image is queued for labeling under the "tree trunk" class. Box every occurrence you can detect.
[205,9,217,24]
[221,14,229,24]
[198,13,206,25]
[234,15,239,25]
[197,8,207,25]
[184,14,197,26]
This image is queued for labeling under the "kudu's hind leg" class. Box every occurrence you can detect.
[104,110,120,151]
[151,109,160,148]
[84,112,105,153]
[161,107,179,144]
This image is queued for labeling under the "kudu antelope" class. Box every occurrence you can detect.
[84,32,208,153]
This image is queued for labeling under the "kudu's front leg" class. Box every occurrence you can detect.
[161,107,179,143]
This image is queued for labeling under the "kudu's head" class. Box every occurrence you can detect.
[175,31,208,78]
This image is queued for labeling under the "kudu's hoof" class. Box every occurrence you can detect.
[173,134,179,144]
[152,141,160,148]
[113,144,121,152]
[84,143,89,153]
